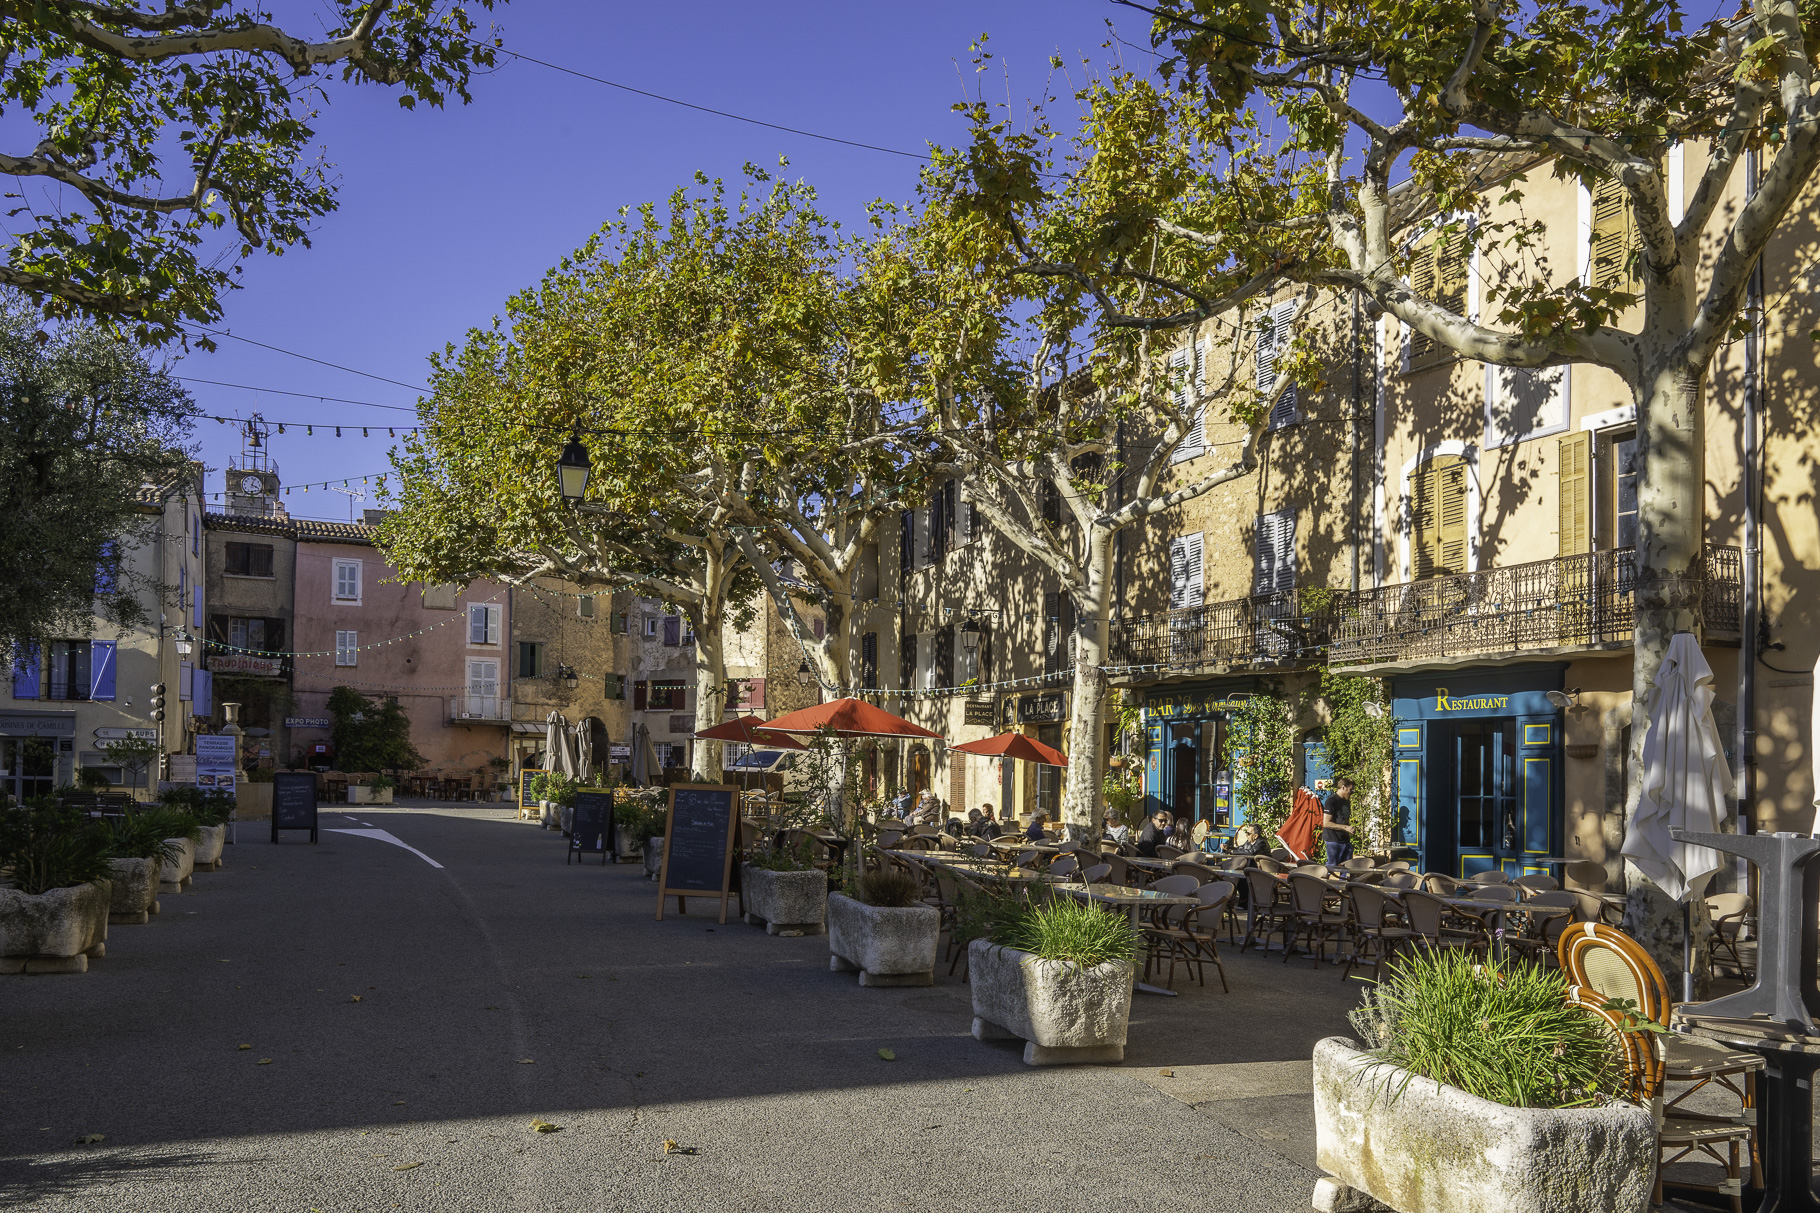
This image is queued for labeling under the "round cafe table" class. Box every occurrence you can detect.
[1673,1012,1820,1213]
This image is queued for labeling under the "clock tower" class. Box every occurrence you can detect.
[224,415,284,518]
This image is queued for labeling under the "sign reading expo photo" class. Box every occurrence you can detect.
[270,771,319,844]
[568,789,613,866]
[654,783,739,924]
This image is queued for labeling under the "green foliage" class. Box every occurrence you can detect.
[745,840,819,872]
[995,892,1138,970]
[1349,950,1623,1109]
[75,766,112,791]
[0,798,115,894]
[141,803,202,842]
[369,774,397,794]
[0,2,503,343]
[1101,768,1146,828]
[326,686,422,774]
[0,295,195,653]
[158,785,231,826]
[102,809,185,867]
[98,735,158,786]
[614,792,665,844]
[1222,692,1297,848]
[1318,672,1398,852]
[849,868,923,908]
[786,726,856,831]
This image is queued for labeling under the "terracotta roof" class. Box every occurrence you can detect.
[203,512,376,546]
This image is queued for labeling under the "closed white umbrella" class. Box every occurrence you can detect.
[545,711,577,779]
[1621,632,1734,997]
[629,722,649,786]
[574,719,594,783]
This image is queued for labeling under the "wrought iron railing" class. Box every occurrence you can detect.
[1327,546,1741,667]
[1106,546,1741,674]
[449,694,510,722]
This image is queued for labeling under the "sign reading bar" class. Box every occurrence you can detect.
[568,789,613,866]
[271,771,319,843]
[655,783,739,924]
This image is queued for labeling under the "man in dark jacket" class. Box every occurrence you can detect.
[1135,809,1173,857]
[1322,777,1357,866]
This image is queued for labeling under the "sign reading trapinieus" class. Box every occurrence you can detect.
[654,783,739,924]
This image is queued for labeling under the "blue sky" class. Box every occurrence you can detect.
[186,1,1153,520]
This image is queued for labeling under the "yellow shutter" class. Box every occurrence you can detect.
[1557,431,1591,556]
[1437,229,1469,319]
[1589,178,1636,294]
[1412,456,1468,579]
[1411,461,1436,579]
[1407,235,1437,365]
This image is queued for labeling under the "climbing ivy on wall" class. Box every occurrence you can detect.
[1318,671,1398,853]
[1222,692,1298,848]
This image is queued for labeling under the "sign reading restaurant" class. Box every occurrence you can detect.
[1432,689,1511,712]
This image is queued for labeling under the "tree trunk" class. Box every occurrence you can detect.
[1060,536,1114,843]
[691,619,726,781]
[1622,355,1711,994]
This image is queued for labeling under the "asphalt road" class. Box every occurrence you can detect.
[1,805,1337,1212]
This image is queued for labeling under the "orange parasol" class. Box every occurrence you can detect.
[949,731,1068,766]
[759,697,943,740]
[691,714,808,750]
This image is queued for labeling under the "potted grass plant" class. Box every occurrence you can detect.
[828,868,939,987]
[189,790,235,870]
[147,795,202,893]
[0,799,114,973]
[1314,948,1656,1213]
[740,841,827,937]
[101,809,189,923]
[968,890,1137,1066]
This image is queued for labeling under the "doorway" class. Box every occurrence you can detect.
[1168,722,1199,823]
[1036,723,1063,818]
[909,747,931,805]
[1,737,57,802]
[1454,719,1519,876]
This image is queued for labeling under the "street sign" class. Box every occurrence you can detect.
[271,771,319,844]
[94,727,157,740]
[568,789,613,866]
[655,783,738,924]
[195,734,237,792]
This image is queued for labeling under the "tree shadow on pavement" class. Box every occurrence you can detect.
[0,1148,236,1203]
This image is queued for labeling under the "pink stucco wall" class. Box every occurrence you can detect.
[290,536,511,774]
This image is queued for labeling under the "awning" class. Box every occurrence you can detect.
[509,722,545,735]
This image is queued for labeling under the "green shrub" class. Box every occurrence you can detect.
[851,868,922,908]
[615,796,664,843]
[997,894,1137,969]
[104,811,186,867]
[76,766,113,791]
[139,805,202,843]
[0,799,116,895]
[746,840,818,872]
[160,787,233,826]
[1348,947,1625,1109]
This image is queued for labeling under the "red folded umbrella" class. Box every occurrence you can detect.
[1277,786,1324,861]
[950,731,1068,766]
[690,715,808,750]
[759,697,943,740]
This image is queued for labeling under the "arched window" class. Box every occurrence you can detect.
[1411,455,1469,579]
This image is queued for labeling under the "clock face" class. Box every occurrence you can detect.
[239,475,265,495]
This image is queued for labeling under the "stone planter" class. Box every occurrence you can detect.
[1311,1036,1655,1213]
[347,785,394,805]
[615,826,642,862]
[107,858,159,924]
[643,837,664,879]
[194,824,226,871]
[236,782,273,821]
[539,801,555,829]
[827,892,939,987]
[160,836,195,894]
[740,865,827,936]
[560,804,574,835]
[968,938,1134,1066]
[0,882,111,973]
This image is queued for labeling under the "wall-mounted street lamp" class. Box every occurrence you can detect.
[1545,688,1582,710]
[796,659,814,687]
[557,432,591,503]
[174,633,194,658]
[559,665,579,691]
[959,619,981,653]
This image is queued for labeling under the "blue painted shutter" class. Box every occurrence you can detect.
[1395,720,1423,850]
[12,643,40,699]
[89,640,116,700]
[194,670,212,718]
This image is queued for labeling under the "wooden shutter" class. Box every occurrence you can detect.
[930,485,947,563]
[1169,534,1204,610]
[899,632,917,689]
[1557,431,1592,556]
[89,640,116,701]
[1412,456,1469,579]
[633,680,647,710]
[1406,231,1466,368]
[1253,509,1297,595]
[1407,237,1438,365]
[1170,342,1207,462]
[978,618,992,683]
[1589,178,1636,293]
[1043,591,1061,673]
[861,632,878,689]
[900,509,913,580]
[662,616,679,647]
[12,643,39,700]
[936,625,954,688]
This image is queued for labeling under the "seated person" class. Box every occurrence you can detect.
[1102,810,1130,845]
[1166,818,1195,852]
[1135,809,1173,857]
[1221,823,1271,858]
[1024,811,1048,843]
[972,804,1001,839]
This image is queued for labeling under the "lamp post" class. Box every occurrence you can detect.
[557,432,591,503]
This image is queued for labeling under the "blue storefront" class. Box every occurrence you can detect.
[1391,666,1566,879]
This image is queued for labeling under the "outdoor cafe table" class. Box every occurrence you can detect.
[1439,895,1571,958]
[1054,882,1200,997]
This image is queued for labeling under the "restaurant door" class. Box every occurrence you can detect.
[1453,720,1521,876]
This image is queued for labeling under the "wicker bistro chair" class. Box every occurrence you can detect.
[1343,884,1416,981]
[1465,869,1511,885]
[1241,869,1296,953]
[1704,892,1754,978]
[1099,854,1131,887]
[1398,888,1488,955]
[1501,890,1578,967]
[1379,869,1420,890]
[1421,872,1465,896]
[1252,856,1287,875]
[1143,881,1235,991]
[1047,854,1080,881]
[1341,857,1378,874]
[1283,873,1349,966]
[1172,861,1220,884]
[1558,923,1759,1213]
[1512,872,1560,894]
[1082,862,1112,885]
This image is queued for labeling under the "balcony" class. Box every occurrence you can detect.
[1328,546,1741,670]
[448,695,511,724]
[1110,588,1345,673]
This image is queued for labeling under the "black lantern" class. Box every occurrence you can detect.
[559,664,578,690]
[557,432,591,502]
[796,659,814,686]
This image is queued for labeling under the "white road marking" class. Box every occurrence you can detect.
[322,828,444,869]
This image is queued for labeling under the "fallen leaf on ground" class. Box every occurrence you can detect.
[257,1058,273,1065]
[518,1059,535,1065]
[877,1048,896,1061]
[393,1101,405,1106]
[75,1134,104,1145]
[392,1161,422,1171]
[350,995,362,1003]
[662,1140,697,1155]
[237,1044,251,1051]
[529,1119,561,1134]
[1158,1068,1175,1078]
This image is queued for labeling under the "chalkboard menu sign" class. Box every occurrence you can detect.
[655,783,738,923]
[270,771,319,844]
[568,789,613,866]
[518,769,540,817]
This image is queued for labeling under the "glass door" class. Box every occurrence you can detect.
[1454,720,1518,876]
[1,737,58,803]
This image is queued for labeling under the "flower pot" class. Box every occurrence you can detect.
[194,824,226,870]
[0,881,111,974]
[827,892,938,987]
[739,865,827,936]
[968,938,1134,1066]
[349,784,372,804]
[1310,1036,1655,1213]
[107,858,158,924]
[371,788,394,805]
[614,826,641,862]
[159,836,195,894]
[1107,756,1126,770]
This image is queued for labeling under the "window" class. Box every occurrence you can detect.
[612,612,629,633]
[899,632,918,690]
[655,743,680,770]
[192,514,200,558]
[335,631,358,667]
[1253,509,1297,595]
[1167,341,1207,462]
[518,641,544,678]
[467,603,501,645]
[662,616,680,647]
[1411,456,1470,579]
[915,631,935,689]
[1589,176,1641,295]
[633,680,647,710]
[649,682,685,710]
[578,596,596,620]
[861,632,878,690]
[1483,364,1569,449]
[1258,301,1299,429]
[1405,227,1470,369]
[333,559,361,602]
[466,659,501,717]
[643,615,659,638]
[225,542,275,577]
[228,618,268,650]
[1612,431,1639,550]
[604,673,624,700]
[1168,534,1204,611]
[1042,594,1074,675]
[1558,431,1592,557]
